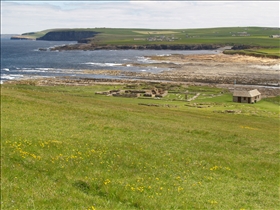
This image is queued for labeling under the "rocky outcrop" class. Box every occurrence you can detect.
[10,36,35,40]
[36,31,99,41]
[231,45,252,50]
[50,43,222,51]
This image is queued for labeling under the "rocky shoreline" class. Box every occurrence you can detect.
[10,36,35,40]
[80,53,280,87]
[139,54,280,86]
[48,43,223,51]
[5,53,279,96]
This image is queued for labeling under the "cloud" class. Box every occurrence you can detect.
[1,1,279,34]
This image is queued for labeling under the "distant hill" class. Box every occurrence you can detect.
[10,27,280,46]
[10,27,280,57]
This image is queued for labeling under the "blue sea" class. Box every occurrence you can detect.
[1,37,219,83]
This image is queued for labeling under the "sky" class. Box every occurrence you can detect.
[1,1,279,34]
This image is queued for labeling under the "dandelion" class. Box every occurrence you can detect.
[209,200,218,205]
[104,179,110,185]
[177,186,184,192]
[137,186,144,192]
[210,166,219,171]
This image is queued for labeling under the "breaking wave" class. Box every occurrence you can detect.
[83,62,123,67]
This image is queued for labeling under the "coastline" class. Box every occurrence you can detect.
[48,43,224,51]
[2,50,280,95]
[4,53,279,96]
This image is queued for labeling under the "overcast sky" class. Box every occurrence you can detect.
[1,1,279,34]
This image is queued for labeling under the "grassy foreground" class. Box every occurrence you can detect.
[1,83,279,209]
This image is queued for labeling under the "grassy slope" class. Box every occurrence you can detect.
[1,83,279,209]
[224,48,280,58]
[21,29,54,39]
[92,27,280,47]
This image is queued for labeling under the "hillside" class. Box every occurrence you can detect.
[11,27,280,45]
[10,27,280,57]
[2,82,279,209]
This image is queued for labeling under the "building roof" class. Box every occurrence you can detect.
[233,89,261,97]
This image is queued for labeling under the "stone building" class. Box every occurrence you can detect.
[233,89,261,103]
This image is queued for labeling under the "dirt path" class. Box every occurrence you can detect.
[187,93,200,102]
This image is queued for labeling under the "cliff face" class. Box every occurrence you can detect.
[36,31,99,41]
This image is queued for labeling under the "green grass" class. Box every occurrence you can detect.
[1,83,279,209]
[255,48,280,55]
[18,27,280,49]
[224,47,280,58]
[21,29,54,39]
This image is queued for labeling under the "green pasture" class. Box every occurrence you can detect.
[21,29,54,39]
[224,47,280,58]
[89,27,280,47]
[248,48,280,57]
[133,31,180,35]
[257,48,280,54]
[92,29,280,47]
[1,82,279,209]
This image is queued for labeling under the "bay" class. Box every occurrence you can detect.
[1,38,219,83]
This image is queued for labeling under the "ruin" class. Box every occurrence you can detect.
[95,87,168,98]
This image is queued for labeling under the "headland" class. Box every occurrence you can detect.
[10,27,280,58]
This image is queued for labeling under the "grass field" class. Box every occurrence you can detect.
[133,31,180,35]
[1,83,279,209]
[223,47,280,58]
[255,48,280,54]
[91,27,280,48]
[21,29,54,39]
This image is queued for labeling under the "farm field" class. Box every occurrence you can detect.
[80,27,280,48]
[132,30,180,35]
[1,82,279,209]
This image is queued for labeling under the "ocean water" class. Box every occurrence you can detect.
[1,38,219,83]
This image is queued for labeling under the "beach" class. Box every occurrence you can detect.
[130,53,279,85]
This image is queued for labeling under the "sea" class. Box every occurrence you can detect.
[1,37,219,84]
